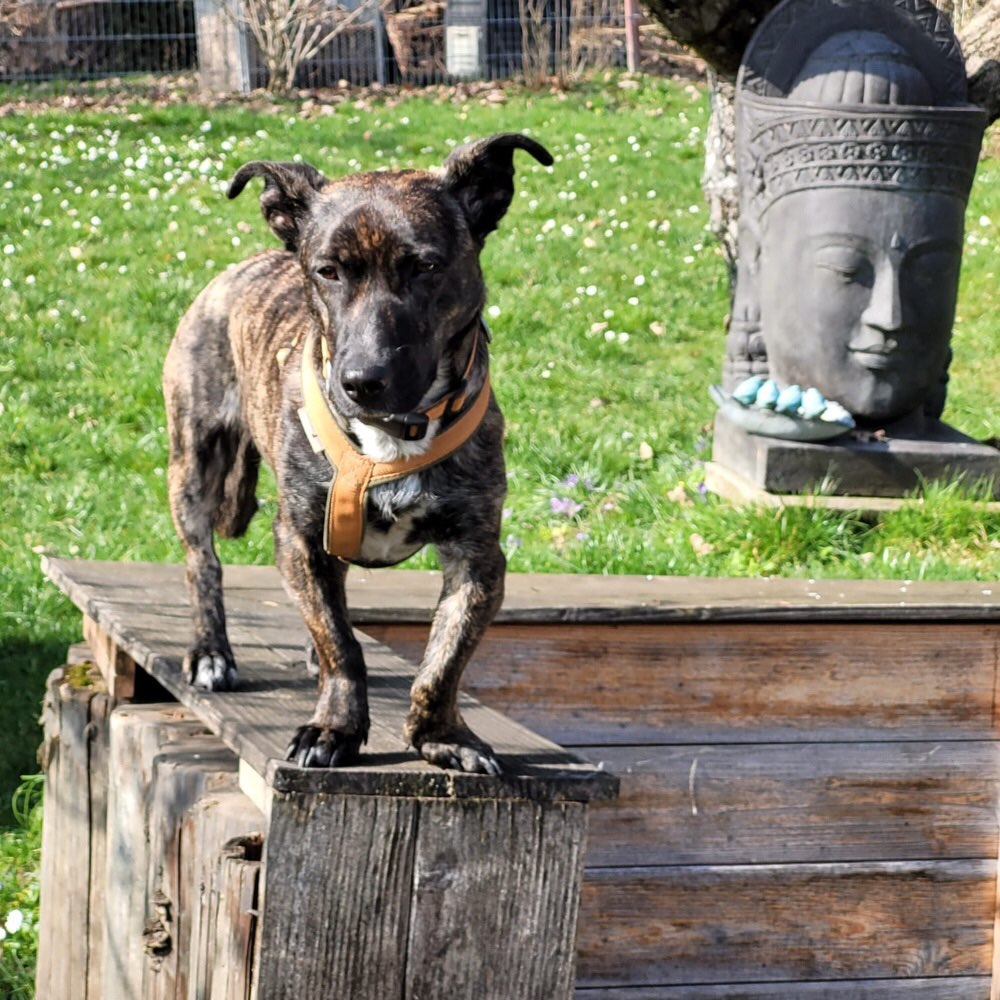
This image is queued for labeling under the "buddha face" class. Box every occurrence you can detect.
[759,187,964,423]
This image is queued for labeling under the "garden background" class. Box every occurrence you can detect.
[1,74,998,993]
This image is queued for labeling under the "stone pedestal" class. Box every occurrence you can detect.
[710,411,1000,501]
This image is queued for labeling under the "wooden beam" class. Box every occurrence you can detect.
[140,742,242,1000]
[623,0,641,71]
[365,620,1000,745]
[576,861,996,987]
[576,978,991,998]
[103,705,235,999]
[211,835,262,1000]
[181,791,264,999]
[41,557,1000,626]
[36,666,111,1000]
[83,613,136,700]
[581,740,1000,867]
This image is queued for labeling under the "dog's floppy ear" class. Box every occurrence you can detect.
[442,133,553,243]
[227,161,327,252]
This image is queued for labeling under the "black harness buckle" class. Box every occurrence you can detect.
[360,411,430,442]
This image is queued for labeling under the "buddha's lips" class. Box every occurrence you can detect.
[849,337,899,370]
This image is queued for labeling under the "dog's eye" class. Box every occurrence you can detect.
[414,259,439,275]
[316,263,340,281]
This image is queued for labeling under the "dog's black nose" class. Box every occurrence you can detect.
[341,367,389,408]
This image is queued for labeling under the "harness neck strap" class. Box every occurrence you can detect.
[299,328,491,561]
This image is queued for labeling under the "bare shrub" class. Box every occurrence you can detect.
[232,0,387,92]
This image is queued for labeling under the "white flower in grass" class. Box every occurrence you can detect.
[5,909,23,934]
[487,305,501,318]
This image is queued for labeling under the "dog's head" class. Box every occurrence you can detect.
[228,134,552,427]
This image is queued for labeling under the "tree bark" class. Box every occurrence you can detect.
[960,0,1000,120]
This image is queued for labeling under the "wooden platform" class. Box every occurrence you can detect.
[40,558,1000,998]
[37,558,615,1000]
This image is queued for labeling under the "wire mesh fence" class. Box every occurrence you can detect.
[0,0,633,90]
[0,0,196,81]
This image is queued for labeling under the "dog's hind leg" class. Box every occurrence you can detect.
[403,539,506,775]
[164,308,257,692]
[274,513,370,767]
[166,419,247,691]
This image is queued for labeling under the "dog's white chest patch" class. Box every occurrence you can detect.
[357,477,429,566]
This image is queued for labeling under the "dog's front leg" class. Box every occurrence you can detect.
[404,540,506,775]
[274,515,370,768]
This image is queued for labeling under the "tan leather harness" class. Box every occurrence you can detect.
[297,327,491,561]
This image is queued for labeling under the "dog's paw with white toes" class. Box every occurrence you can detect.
[417,741,504,776]
[184,647,238,691]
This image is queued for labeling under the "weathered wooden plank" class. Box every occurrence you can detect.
[42,557,1000,623]
[580,741,1000,867]
[86,683,112,1000]
[254,793,419,1000]
[102,705,214,1000]
[576,861,996,987]
[183,791,265,999]
[363,621,1000,744]
[406,799,587,1000]
[43,558,615,802]
[84,612,136,700]
[991,824,1000,1000]
[36,665,110,1000]
[575,978,991,998]
[210,836,262,1000]
[141,740,240,1000]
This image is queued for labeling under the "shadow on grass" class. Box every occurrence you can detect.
[0,638,69,827]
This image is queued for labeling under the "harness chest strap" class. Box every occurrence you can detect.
[298,332,491,561]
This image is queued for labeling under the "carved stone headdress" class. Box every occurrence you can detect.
[724,0,989,410]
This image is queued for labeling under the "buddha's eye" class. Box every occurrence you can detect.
[316,262,341,281]
[814,245,872,286]
[905,249,959,290]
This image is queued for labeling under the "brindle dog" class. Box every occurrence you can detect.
[164,133,552,774]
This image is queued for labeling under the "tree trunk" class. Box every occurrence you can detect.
[960,0,1000,119]
[649,0,1000,301]
[700,69,738,293]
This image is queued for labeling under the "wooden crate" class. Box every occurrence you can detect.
[352,567,1000,998]
[38,558,614,1000]
[39,559,1000,997]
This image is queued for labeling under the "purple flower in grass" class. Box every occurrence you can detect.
[550,496,584,517]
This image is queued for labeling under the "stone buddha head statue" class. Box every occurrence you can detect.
[725,0,987,427]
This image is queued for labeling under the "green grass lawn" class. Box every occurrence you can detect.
[1,75,998,993]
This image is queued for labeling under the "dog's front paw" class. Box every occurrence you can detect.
[409,721,503,776]
[286,725,364,768]
[417,740,503,776]
[185,646,238,692]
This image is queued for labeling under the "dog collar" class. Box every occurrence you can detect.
[298,328,491,561]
